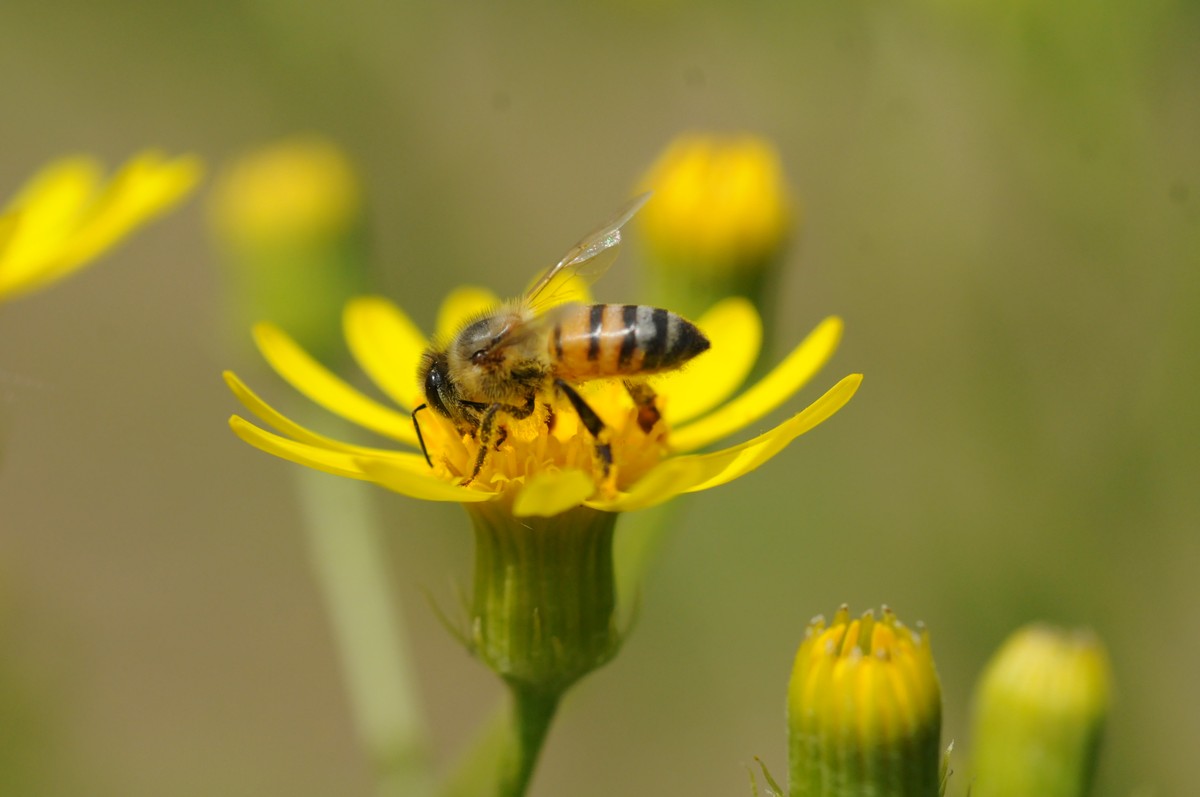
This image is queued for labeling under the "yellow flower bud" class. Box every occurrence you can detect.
[210,135,360,246]
[788,605,942,797]
[210,136,368,363]
[970,624,1112,797]
[637,134,794,322]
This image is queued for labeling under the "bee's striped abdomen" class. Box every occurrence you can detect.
[551,303,710,380]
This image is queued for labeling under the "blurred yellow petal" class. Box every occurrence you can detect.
[45,152,202,286]
[0,158,102,291]
[677,374,861,494]
[435,285,499,341]
[659,297,762,426]
[3,157,100,220]
[344,296,427,409]
[0,152,201,301]
[224,370,416,458]
[671,316,843,452]
[229,416,366,479]
[0,212,19,260]
[357,458,494,503]
[253,322,418,445]
[513,469,595,517]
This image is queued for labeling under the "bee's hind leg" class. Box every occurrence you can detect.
[554,379,613,475]
[623,380,661,434]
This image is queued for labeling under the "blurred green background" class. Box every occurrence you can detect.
[1,1,1197,795]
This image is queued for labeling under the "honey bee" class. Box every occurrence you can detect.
[414,194,710,482]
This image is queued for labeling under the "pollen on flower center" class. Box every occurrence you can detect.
[418,383,672,495]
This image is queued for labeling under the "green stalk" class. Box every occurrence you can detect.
[499,685,561,797]
[293,414,432,797]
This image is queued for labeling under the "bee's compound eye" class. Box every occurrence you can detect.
[471,350,487,364]
[424,360,451,417]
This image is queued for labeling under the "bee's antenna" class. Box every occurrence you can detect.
[412,404,433,467]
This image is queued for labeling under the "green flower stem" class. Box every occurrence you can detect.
[292,414,432,797]
[500,685,561,797]
[644,254,779,334]
[465,502,620,796]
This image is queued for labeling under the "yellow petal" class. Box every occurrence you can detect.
[435,285,500,342]
[356,458,494,503]
[586,456,707,513]
[229,415,367,479]
[671,316,843,452]
[253,322,418,445]
[513,469,596,517]
[224,370,417,458]
[671,374,862,494]
[343,296,428,409]
[658,297,762,426]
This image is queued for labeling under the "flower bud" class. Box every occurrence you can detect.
[788,605,942,797]
[637,133,794,323]
[210,135,368,363]
[970,624,1111,797]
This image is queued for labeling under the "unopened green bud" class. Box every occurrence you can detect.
[788,605,942,797]
[970,624,1111,797]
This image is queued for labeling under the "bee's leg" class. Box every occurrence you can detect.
[508,393,537,421]
[467,404,502,483]
[623,380,661,434]
[543,402,556,433]
[554,379,613,475]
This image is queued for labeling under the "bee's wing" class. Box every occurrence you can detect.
[523,192,651,315]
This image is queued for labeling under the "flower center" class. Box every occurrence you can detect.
[417,382,672,495]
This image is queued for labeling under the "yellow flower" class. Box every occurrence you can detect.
[0,152,202,302]
[788,605,943,797]
[225,288,860,518]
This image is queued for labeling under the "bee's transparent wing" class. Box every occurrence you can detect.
[524,192,650,315]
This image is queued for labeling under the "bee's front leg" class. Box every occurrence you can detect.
[466,395,538,484]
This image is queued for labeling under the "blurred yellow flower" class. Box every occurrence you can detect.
[210,135,360,246]
[788,605,942,797]
[638,133,793,278]
[225,289,860,518]
[0,152,202,302]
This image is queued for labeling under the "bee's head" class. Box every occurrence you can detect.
[419,350,455,418]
